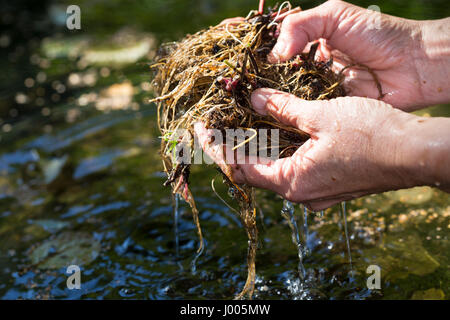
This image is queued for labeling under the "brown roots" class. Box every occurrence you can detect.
[151,5,349,299]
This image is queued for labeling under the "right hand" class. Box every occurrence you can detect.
[267,0,450,111]
[194,89,450,211]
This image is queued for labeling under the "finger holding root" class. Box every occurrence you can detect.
[194,122,295,197]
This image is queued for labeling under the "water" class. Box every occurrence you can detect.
[280,200,306,280]
[340,201,353,276]
[302,205,310,256]
[190,238,204,275]
[0,0,449,300]
[173,194,180,259]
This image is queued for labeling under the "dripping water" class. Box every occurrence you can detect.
[228,186,237,198]
[173,194,184,271]
[302,205,310,256]
[281,200,306,280]
[173,194,203,274]
[173,194,180,258]
[191,240,205,275]
[340,201,353,274]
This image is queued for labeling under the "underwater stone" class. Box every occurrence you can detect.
[362,232,440,282]
[30,231,101,269]
[411,288,445,300]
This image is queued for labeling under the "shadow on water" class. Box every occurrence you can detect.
[0,0,448,299]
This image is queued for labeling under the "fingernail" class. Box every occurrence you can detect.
[251,90,270,115]
[267,42,285,63]
[267,51,279,64]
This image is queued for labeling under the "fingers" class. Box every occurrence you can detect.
[251,88,324,134]
[193,122,228,167]
[233,159,293,194]
[194,121,371,207]
[219,17,245,26]
[304,198,346,211]
[304,189,370,211]
[272,7,302,22]
[193,122,293,195]
[268,1,335,63]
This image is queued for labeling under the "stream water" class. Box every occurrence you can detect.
[0,0,449,300]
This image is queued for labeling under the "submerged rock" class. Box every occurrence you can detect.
[30,231,101,269]
[362,233,440,282]
[30,219,70,233]
[411,288,445,300]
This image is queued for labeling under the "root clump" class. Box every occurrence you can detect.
[151,4,347,299]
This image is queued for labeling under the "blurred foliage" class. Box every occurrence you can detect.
[49,0,450,40]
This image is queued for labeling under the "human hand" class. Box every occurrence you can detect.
[267,0,450,111]
[194,89,450,211]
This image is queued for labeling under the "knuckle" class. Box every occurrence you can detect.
[274,94,296,118]
[321,0,344,18]
[277,95,292,114]
[325,0,343,7]
[282,14,297,28]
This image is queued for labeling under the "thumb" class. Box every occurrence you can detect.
[268,1,340,63]
[267,0,352,63]
[251,88,325,134]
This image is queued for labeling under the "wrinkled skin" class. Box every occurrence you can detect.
[195,90,450,211]
[268,0,450,111]
[195,1,450,210]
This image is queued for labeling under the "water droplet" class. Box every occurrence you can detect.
[341,201,353,274]
[173,194,180,258]
[280,200,307,280]
[119,288,135,297]
[228,187,237,198]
